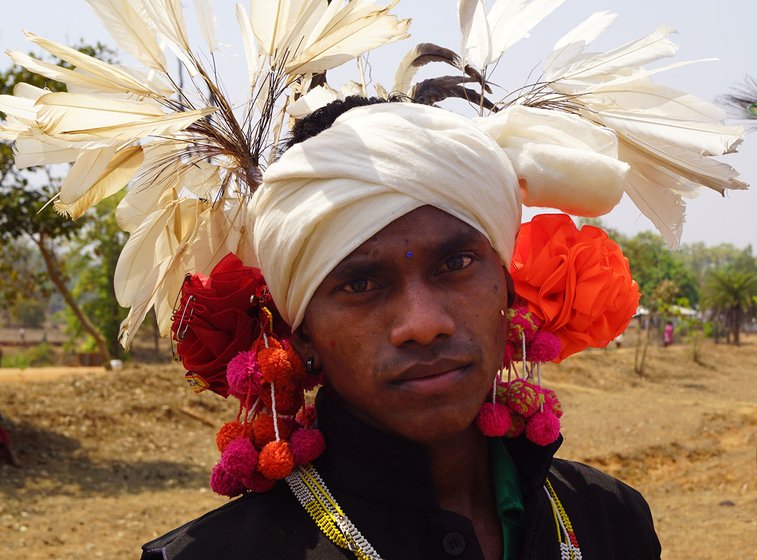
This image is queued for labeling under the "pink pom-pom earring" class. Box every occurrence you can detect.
[476,306,563,446]
[207,298,325,498]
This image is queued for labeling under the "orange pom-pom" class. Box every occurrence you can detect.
[216,421,244,452]
[258,440,295,479]
[258,346,293,385]
[285,345,307,383]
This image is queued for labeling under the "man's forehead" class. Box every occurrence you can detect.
[334,207,490,269]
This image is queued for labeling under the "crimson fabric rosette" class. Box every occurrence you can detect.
[171,253,288,396]
[509,213,639,361]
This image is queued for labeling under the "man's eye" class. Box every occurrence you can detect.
[341,279,378,294]
[438,254,473,273]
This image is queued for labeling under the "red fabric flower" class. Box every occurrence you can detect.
[509,214,639,361]
[172,253,288,396]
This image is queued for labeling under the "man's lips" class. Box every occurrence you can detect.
[391,359,472,394]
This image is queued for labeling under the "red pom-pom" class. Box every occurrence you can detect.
[503,343,515,368]
[216,421,244,452]
[301,371,324,392]
[295,404,318,428]
[506,380,540,417]
[251,413,294,447]
[258,440,295,479]
[260,382,304,416]
[528,332,562,363]
[525,410,561,446]
[475,402,513,437]
[289,428,326,465]
[210,462,244,497]
[226,350,262,400]
[243,471,277,493]
[220,437,259,478]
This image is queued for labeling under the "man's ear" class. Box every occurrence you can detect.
[503,267,516,308]
[289,322,321,371]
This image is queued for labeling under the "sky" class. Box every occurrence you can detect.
[1,0,755,248]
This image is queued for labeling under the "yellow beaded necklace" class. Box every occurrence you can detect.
[287,463,582,560]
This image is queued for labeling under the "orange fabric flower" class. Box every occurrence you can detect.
[509,214,639,361]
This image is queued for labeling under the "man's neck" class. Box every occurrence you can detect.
[424,427,503,560]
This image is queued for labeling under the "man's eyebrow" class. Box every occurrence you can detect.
[328,227,488,280]
[328,258,388,281]
[430,228,488,258]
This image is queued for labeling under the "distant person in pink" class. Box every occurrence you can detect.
[663,321,675,347]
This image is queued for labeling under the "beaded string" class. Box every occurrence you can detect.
[260,330,282,442]
[287,463,580,560]
[544,479,582,560]
[286,464,383,560]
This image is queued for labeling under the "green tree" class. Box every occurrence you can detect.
[681,242,755,287]
[0,236,53,326]
[0,44,117,369]
[701,267,757,345]
[620,231,699,308]
[64,193,127,358]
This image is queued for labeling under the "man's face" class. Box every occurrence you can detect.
[295,206,510,444]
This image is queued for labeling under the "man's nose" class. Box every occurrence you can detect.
[388,283,456,347]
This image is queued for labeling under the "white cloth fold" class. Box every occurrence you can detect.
[253,103,521,329]
[475,105,629,216]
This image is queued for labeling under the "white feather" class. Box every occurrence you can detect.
[13,133,80,168]
[250,0,292,56]
[0,120,28,141]
[284,1,410,76]
[56,146,144,219]
[7,50,146,96]
[287,85,341,118]
[193,0,218,52]
[118,254,172,349]
[24,32,172,97]
[236,4,261,84]
[114,204,176,307]
[554,11,617,51]
[35,93,216,142]
[0,94,36,123]
[36,93,162,133]
[487,0,564,63]
[138,0,197,74]
[115,151,180,233]
[545,25,678,83]
[544,11,617,75]
[457,0,491,69]
[86,0,167,71]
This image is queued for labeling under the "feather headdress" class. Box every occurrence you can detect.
[0,0,745,346]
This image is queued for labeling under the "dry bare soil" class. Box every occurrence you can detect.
[1,337,755,559]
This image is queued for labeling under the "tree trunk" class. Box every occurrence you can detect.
[34,235,112,370]
[634,317,650,376]
[733,306,742,346]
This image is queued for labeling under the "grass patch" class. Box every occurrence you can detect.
[0,343,55,368]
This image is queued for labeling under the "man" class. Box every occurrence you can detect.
[142,100,660,559]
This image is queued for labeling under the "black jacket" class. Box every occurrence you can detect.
[142,390,661,559]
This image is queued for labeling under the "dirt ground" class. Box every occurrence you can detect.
[1,336,755,559]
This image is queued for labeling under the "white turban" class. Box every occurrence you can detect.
[252,103,521,329]
[252,102,629,329]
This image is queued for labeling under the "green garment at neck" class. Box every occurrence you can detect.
[489,438,526,559]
